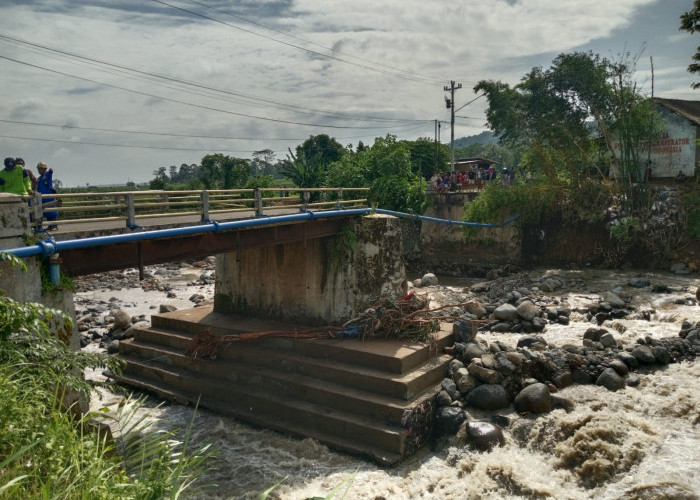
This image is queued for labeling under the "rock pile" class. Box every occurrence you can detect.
[433,271,700,450]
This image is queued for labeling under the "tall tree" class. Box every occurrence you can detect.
[199,154,250,189]
[404,137,450,179]
[296,135,346,168]
[680,0,700,88]
[475,51,661,186]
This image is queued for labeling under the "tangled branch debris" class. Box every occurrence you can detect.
[186,292,464,359]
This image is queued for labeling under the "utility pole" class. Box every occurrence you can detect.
[444,80,462,173]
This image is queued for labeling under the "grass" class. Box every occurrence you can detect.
[0,289,215,499]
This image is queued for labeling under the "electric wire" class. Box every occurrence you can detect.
[179,0,451,86]
[0,53,436,131]
[152,0,451,86]
[0,34,429,125]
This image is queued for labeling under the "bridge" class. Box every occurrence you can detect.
[0,188,516,464]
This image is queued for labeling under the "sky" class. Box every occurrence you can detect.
[0,0,698,187]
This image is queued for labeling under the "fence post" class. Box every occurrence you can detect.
[125,193,136,228]
[254,188,263,217]
[200,190,210,222]
[335,187,343,209]
[301,191,310,212]
[32,191,43,227]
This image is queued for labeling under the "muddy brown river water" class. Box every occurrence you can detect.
[83,267,699,500]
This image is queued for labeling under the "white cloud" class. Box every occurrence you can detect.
[0,0,696,186]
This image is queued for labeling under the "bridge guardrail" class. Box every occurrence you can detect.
[26,187,369,230]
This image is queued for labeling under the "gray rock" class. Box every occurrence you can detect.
[601,291,626,308]
[631,345,656,364]
[571,368,593,385]
[516,301,540,322]
[462,342,486,362]
[493,303,519,322]
[453,320,477,343]
[494,354,517,375]
[596,367,625,391]
[467,362,504,385]
[436,390,453,406]
[435,406,465,435]
[453,368,478,394]
[628,277,650,288]
[448,359,465,376]
[514,383,552,414]
[651,345,671,365]
[491,322,513,333]
[106,339,120,354]
[618,351,639,369]
[480,353,496,369]
[441,378,461,401]
[159,304,178,313]
[111,309,131,331]
[600,332,617,348]
[608,359,629,376]
[421,273,439,286]
[465,384,512,410]
[583,328,607,342]
[626,374,641,387]
[461,421,505,451]
[532,317,548,332]
[516,335,547,349]
[464,302,487,319]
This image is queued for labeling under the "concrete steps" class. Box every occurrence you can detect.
[114,306,453,464]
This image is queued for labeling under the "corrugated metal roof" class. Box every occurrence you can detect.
[653,97,700,125]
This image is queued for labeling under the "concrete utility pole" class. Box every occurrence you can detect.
[444,80,462,172]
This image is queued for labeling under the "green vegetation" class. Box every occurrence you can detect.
[680,0,700,89]
[0,254,214,499]
[464,50,697,266]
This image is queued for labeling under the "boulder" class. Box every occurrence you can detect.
[460,421,505,451]
[493,303,519,322]
[111,309,131,331]
[596,367,625,391]
[600,332,617,348]
[583,327,607,342]
[516,301,540,322]
[465,384,512,410]
[608,359,629,376]
[464,302,487,319]
[601,291,626,308]
[453,368,478,394]
[651,345,671,365]
[441,378,461,401]
[435,406,466,435]
[514,383,552,414]
[631,345,656,364]
[467,362,504,385]
[421,273,439,286]
[462,342,486,362]
[453,320,477,343]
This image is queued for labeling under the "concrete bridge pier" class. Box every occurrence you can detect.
[214,213,408,324]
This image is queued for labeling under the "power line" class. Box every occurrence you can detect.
[0,133,284,154]
[0,54,435,131]
[0,34,429,125]
[181,0,451,86]
[152,0,446,86]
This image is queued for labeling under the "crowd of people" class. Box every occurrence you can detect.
[430,166,511,193]
[1,157,59,230]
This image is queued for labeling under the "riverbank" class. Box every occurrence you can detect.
[79,263,699,499]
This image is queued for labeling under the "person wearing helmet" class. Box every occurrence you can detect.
[36,161,59,229]
[0,156,32,195]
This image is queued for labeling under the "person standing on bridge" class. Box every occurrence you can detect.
[36,161,59,230]
[0,157,32,195]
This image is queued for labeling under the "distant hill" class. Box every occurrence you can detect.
[451,131,497,149]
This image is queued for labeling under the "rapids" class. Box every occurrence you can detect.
[85,268,700,500]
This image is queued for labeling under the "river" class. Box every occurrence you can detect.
[83,267,700,500]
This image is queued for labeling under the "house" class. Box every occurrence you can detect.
[647,98,700,178]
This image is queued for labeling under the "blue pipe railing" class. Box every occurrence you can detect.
[3,208,520,259]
